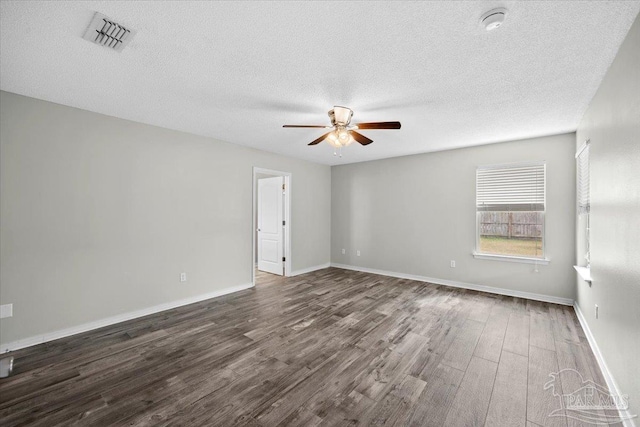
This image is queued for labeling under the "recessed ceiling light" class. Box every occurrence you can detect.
[480,8,507,31]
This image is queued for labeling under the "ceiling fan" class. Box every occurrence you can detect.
[283,106,401,156]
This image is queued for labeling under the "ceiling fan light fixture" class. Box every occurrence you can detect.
[325,129,354,148]
[326,131,341,148]
[282,105,400,152]
[337,128,350,142]
[345,134,355,146]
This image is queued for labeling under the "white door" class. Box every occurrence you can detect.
[258,176,284,275]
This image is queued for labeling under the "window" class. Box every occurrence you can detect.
[576,140,590,267]
[475,162,546,261]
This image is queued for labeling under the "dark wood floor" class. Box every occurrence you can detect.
[0,268,615,426]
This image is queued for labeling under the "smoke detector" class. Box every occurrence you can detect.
[480,8,507,31]
[82,12,136,52]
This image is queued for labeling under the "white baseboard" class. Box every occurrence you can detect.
[573,303,636,427]
[0,282,254,354]
[330,263,574,306]
[290,263,331,277]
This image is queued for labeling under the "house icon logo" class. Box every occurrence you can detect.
[544,368,636,424]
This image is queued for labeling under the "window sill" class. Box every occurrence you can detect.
[574,266,592,283]
[472,252,550,265]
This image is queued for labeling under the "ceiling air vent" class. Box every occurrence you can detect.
[82,12,136,52]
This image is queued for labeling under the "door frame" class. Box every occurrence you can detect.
[252,167,291,285]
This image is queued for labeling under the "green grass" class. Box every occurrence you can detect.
[479,236,543,257]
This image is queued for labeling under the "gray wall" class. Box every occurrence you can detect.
[575,14,640,417]
[0,91,331,345]
[331,133,576,300]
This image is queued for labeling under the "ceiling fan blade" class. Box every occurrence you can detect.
[350,131,373,146]
[308,132,332,146]
[283,124,330,128]
[354,121,401,130]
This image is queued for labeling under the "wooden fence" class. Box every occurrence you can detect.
[479,212,542,239]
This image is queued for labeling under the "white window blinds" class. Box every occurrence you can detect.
[576,141,590,215]
[476,163,546,212]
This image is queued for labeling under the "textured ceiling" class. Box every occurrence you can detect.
[1,1,639,165]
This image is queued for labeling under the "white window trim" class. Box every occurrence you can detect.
[472,251,550,265]
[575,140,589,159]
[475,161,547,261]
[575,139,591,268]
[574,139,591,283]
[574,265,592,282]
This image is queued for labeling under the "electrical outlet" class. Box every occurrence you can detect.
[595,304,598,319]
[450,260,456,268]
[0,304,13,319]
[180,272,187,282]
[341,248,346,255]
[356,250,361,256]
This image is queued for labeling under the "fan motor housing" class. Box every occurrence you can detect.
[329,106,353,126]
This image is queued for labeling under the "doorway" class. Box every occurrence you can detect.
[252,167,291,286]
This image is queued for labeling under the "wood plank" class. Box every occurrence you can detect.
[554,339,623,427]
[485,350,528,426]
[473,305,510,362]
[443,356,498,426]
[316,390,374,426]
[274,406,323,427]
[389,374,427,404]
[255,348,364,426]
[550,306,581,344]
[405,363,464,427]
[357,374,427,426]
[530,311,556,352]
[128,369,237,426]
[466,294,495,323]
[441,319,484,371]
[503,311,530,357]
[527,345,567,427]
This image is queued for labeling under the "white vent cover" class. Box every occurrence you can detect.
[82,12,136,52]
